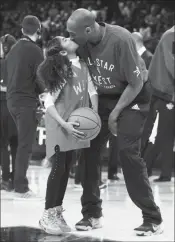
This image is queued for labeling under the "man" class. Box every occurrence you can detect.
[144,26,175,182]
[0,34,17,191]
[67,9,163,235]
[6,15,45,199]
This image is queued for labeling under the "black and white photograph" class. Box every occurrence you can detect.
[0,0,174,241]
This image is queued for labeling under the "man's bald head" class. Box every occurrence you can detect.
[68,8,96,28]
[67,8,97,45]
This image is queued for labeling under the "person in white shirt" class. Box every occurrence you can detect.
[132,32,153,69]
[37,36,98,235]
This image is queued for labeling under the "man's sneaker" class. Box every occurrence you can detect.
[39,208,62,235]
[75,217,103,231]
[134,222,164,236]
[13,190,43,201]
[55,206,71,233]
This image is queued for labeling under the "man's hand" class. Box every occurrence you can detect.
[108,110,119,136]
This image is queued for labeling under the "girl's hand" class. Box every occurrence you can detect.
[62,121,85,139]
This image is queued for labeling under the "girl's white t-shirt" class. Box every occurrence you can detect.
[44,56,97,110]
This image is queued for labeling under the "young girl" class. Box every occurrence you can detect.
[37,36,98,235]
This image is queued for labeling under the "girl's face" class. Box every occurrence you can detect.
[57,36,79,53]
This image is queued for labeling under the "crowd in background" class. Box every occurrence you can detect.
[0,0,174,53]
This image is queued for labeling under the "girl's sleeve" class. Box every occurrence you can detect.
[44,89,61,110]
[87,71,98,97]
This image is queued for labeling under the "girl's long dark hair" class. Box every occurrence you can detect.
[37,37,73,94]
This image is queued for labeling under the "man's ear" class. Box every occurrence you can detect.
[85,27,91,34]
[59,50,67,56]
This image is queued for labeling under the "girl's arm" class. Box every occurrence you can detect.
[44,90,66,127]
[44,91,85,138]
[87,72,98,113]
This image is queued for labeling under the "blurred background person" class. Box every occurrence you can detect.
[132,31,153,69]
[6,15,45,199]
[144,26,175,182]
[0,34,18,191]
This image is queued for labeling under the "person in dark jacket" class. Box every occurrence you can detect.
[6,15,45,199]
[0,34,17,191]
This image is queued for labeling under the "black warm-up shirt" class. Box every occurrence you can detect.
[78,23,151,106]
[6,37,45,107]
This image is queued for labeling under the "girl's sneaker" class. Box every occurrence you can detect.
[55,206,71,233]
[39,208,62,235]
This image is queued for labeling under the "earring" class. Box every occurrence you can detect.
[59,50,67,56]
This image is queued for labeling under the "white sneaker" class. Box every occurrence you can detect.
[13,190,43,201]
[39,208,62,235]
[55,206,71,233]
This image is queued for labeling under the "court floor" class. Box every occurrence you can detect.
[1,166,174,242]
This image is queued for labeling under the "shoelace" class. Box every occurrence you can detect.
[49,213,60,226]
[57,213,67,225]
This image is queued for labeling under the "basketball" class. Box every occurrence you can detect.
[68,107,101,141]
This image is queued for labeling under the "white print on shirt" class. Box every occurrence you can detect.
[92,74,116,89]
[133,66,140,77]
[88,57,115,72]
[73,71,77,77]
[37,127,46,145]
[73,81,86,95]
[87,57,116,89]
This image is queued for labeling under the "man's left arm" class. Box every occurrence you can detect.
[109,34,144,135]
[112,35,143,116]
[34,47,46,94]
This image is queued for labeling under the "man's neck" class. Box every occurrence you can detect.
[89,24,105,46]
